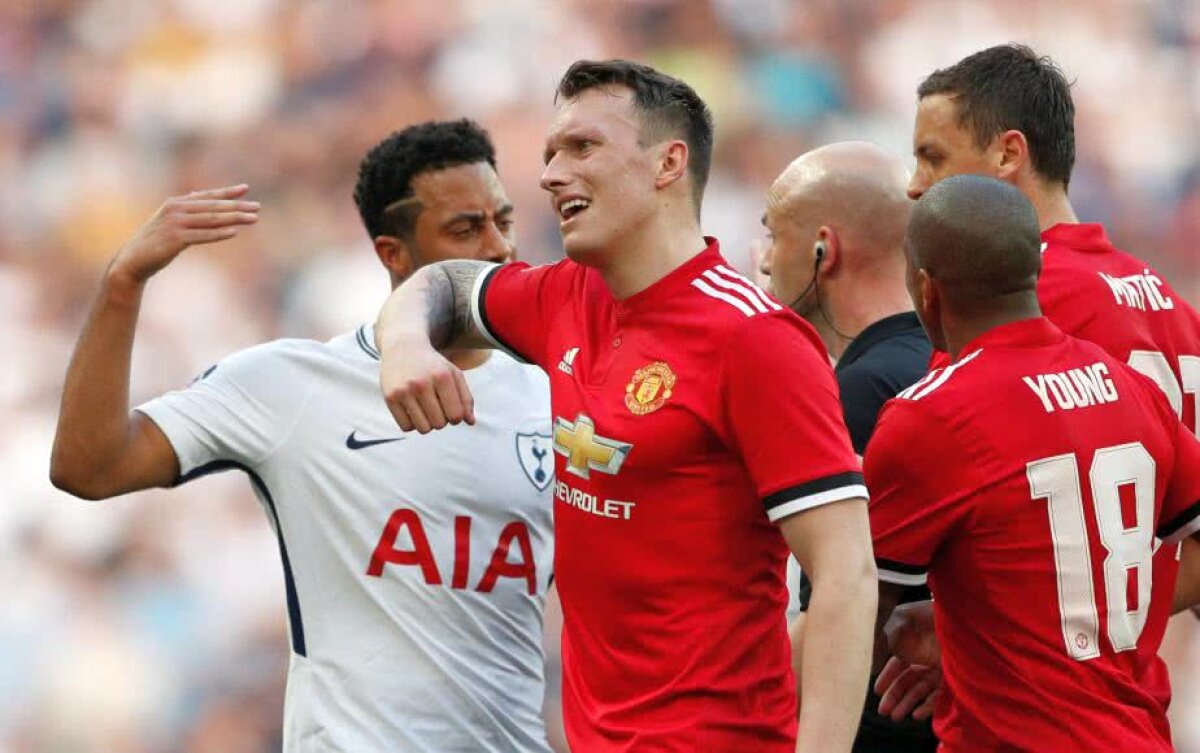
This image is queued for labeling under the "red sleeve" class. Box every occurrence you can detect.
[864,398,975,586]
[470,260,577,370]
[718,312,866,524]
[1157,412,1200,543]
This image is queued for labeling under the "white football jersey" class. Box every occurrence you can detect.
[137,324,555,753]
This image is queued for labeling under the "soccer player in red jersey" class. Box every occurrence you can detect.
[375,60,877,752]
[867,174,1200,752]
[909,44,1200,436]
[877,44,1200,718]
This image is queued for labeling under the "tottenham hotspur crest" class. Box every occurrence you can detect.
[515,431,554,491]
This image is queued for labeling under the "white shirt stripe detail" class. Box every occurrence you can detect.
[897,368,941,400]
[878,568,929,587]
[907,349,983,401]
[713,265,783,311]
[701,269,769,313]
[766,484,870,523]
[691,278,756,316]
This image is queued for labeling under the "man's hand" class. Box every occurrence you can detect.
[884,600,939,667]
[874,657,942,721]
[379,343,475,433]
[109,184,259,285]
[871,599,942,723]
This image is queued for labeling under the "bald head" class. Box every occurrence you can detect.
[907,174,1041,312]
[767,141,911,270]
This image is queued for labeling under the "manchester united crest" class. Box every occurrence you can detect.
[625,361,675,415]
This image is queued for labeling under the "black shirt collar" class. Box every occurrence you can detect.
[836,311,924,371]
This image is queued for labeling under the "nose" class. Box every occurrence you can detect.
[907,170,928,201]
[480,222,514,264]
[757,242,773,277]
[540,153,567,194]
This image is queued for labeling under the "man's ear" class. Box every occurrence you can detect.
[374,235,414,286]
[917,268,937,315]
[994,129,1029,183]
[653,140,689,191]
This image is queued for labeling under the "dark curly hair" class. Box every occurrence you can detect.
[556,59,713,214]
[918,44,1075,189]
[353,119,497,240]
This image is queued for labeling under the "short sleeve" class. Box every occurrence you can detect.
[865,398,974,586]
[470,260,578,370]
[719,312,866,524]
[135,342,315,478]
[1157,419,1200,543]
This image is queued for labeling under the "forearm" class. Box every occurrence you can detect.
[1172,537,1200,614]
[795,567,876,752]
[788,611,807,704]
[50,268,146,495]
[376,261,488,355]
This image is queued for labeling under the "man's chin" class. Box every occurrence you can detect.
[562,237,605,266]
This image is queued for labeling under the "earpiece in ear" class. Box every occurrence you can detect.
[814,241,826,260]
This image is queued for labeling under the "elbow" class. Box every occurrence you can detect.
[49,454,111,501]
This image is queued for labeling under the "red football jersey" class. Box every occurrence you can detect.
[471,240,865,752]
[930,223,1200,435]
[924,222,1200,711]
[868,317,1200,752]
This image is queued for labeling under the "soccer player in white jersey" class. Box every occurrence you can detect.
[50,120,556,753]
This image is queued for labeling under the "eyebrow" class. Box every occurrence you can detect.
[543,128,604,164]
[442,204,515,227]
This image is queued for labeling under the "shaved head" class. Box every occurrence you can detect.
[767,141,911,273]
[907,174,1041,312]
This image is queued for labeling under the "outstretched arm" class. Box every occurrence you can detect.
[376,260,492,433]
[50,185,259,499]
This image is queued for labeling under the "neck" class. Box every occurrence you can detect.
[943,295,1042,361]
[812,272,913,360]
[1026,181,1078,231]
[445,348,492,370]
[598,206,706,300]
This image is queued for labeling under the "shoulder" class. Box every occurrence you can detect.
[865,393,952,484]
[839,338,930,397]
[196,336,347,395]
[685,263,793,331]
[892,347,986,406]
[717,309,831,374]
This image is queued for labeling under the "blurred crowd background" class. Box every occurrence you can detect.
[1,0,1197,751]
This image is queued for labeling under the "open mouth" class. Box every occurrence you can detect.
[558,198,590,221]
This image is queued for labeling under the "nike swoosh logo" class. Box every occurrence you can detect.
[345,431,406,450]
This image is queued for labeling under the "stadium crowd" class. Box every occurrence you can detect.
[1,1,1197,751]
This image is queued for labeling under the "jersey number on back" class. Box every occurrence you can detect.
[1127,350,1199,435]
[1027,443,1156,660]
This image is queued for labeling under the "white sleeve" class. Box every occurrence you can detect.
[135,341,315,477]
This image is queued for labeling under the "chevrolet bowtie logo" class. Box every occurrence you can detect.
[553,414,632,479]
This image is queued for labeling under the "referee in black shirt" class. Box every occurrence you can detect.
[760,141,934,753]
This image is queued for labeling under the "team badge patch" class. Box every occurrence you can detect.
[515,431,554,491]
[625,361,675,415]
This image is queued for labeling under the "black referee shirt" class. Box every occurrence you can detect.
[796,311,936,753]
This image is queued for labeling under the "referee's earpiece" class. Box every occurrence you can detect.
[813,240,826,262]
